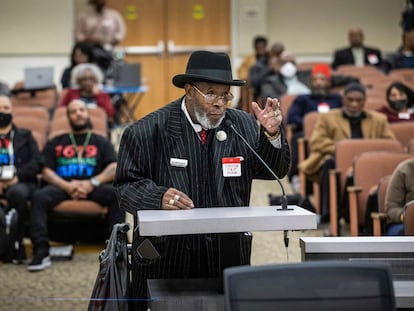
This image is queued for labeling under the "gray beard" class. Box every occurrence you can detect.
[195,110,225,129]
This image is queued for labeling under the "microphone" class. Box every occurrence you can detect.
[225,119,291,211]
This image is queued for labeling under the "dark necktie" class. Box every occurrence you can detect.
[200,129,208,144]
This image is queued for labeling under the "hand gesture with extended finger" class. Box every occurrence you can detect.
[251,97,283,136]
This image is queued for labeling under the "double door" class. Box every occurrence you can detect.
[108,0,230,119]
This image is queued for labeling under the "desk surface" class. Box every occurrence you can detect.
[300,236,414,253]
[138,205,317,236]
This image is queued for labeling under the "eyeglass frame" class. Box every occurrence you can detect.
[192,84,234,104]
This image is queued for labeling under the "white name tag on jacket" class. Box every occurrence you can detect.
[170,158,188,168]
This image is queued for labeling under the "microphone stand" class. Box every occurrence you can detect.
[225,120,292,252]
[225,120,292,211]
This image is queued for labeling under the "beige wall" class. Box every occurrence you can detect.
[0,0,74,55]
[267,0,405,56]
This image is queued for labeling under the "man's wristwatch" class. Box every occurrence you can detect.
[90,177,101,187]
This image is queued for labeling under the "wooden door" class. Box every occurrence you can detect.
[107,0,230,119]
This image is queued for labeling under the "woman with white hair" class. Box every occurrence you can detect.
[59,63,114,122]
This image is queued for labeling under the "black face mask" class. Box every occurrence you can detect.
[0,113,12,128]
[389,99,408,111]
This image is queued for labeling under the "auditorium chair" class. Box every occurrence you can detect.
[390,122,414,152]
[10,81,58,111]
[347,151,412,236]
[328,139,403,236]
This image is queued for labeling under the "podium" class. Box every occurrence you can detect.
[137,205,317,311]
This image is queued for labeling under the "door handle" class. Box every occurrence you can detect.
[167,40,229,55]
[121,40,165,56]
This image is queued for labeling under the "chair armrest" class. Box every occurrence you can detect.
[347,186,362,193]
[371,212,388,236]
[285,124,296,146]
[371,212,387,219]
[328,169,341,236]
[297,137,308,197]
[347,186,362,236]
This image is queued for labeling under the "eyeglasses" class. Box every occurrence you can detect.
[192,85,234,104]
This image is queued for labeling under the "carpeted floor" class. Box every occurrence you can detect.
[0,178,326,311]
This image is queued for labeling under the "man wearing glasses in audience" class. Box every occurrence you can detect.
[115,50,291,310]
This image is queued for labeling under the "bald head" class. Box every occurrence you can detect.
[348,28,364,47]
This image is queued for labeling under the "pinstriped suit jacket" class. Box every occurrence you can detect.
[115,98,290,300]
[115,98,290,214]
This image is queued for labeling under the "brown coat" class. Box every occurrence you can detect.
[385,158,414,223]
[298,108,395,181]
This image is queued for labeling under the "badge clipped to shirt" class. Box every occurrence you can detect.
[222,157,242,177]
[317,102,330,113]
[398,112,410,120]
[170,157,188,168]
[367,53,379,65]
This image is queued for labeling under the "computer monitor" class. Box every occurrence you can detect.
[113,62,141,88]
[24,66,54,90]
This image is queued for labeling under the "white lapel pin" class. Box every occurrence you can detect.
[216,130,227,142]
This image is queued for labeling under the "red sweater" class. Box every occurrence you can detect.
[59,88,115,118]
[377,106,414,123]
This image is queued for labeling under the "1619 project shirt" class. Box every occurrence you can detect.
[41,132,117,181]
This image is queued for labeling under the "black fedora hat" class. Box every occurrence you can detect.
[172,50,245,88]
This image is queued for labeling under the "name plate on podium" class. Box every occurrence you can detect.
[138,205,316,236]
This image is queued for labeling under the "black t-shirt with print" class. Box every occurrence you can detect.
[0,132,12,166]
[42,132,116,181]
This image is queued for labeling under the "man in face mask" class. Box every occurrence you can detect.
[28,99,124,272]
[0,94,40,264]
[260,51,311,101]
[377,82,414,122]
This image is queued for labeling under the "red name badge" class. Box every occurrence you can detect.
[222,157,241,177]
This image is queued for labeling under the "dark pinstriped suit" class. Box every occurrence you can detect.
[115,98,290,307]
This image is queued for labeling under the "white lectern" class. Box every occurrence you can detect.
[137,205,317,236]
[137,205,317,311]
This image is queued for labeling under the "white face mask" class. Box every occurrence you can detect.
[280,62,297,78]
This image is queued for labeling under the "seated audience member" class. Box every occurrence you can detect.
[385,158,414,235]
[0,95,40,264]
[249,42,285,101]
[260,51,311,101]
[59,63,115,124]
[237,35,269,81]
[287,64,343,186]
[28,99,124,272]
[331,28,382,70]
[75,0,126,50]
[384,29,414,73]
[287,64,343,132]
[61,42,95,89]
[377,81,414,122]
[298,83,395,223]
